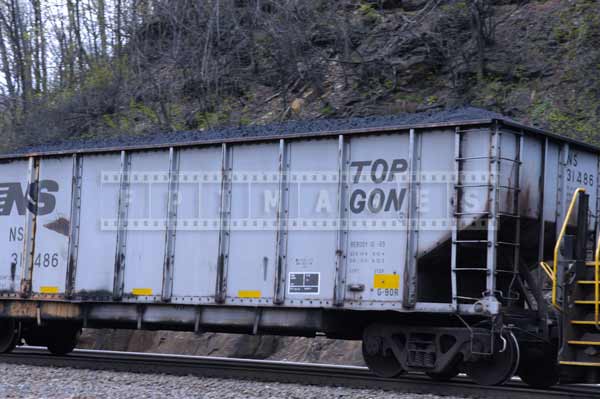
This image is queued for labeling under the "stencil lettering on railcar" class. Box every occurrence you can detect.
[0,180,58,216]
[349,159,408,214]
[566,151,594,189]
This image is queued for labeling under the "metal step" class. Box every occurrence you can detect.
[585,261,600,266]
[568,340,600,346]
[570,320,600,325]
[559,361,600,367]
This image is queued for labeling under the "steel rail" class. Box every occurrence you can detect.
[0,347,598,399]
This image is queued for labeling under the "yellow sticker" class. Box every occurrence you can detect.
[373,274,400,289]
[238,290,261,298]
[40,286,59,294]
[132,288,153,296]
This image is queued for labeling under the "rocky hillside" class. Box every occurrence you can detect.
[3,1,600,148]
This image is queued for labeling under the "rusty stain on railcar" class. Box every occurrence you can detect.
[43,216,70,236]
[0,301,81,319]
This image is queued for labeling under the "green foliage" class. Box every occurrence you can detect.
[530,99,599,144]
[358,2,382,24]
[195,110,231,130]
[425,95,438,106]
[553,3,600,47]
[129,100,160,124]
[320,103,335,116]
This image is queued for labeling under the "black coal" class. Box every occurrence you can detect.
[6,107,509,156]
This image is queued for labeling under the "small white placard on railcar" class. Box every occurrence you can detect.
[288,272,320,295]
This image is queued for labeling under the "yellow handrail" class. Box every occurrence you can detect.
[595,235,600,328]
[539,261,555,282]
[539,187,586,310]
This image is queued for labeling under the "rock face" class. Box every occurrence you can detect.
[79,329,364,365]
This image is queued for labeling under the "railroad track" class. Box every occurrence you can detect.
[0,347,598,399]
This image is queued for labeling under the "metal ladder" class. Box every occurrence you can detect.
[451,125,523,310]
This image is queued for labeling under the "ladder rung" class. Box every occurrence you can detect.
[497,212,520,218]
[451,268,516,273]
[455,156,521,164]
[498,157,522,164]
[453,240,489,244]
[497,241,520,247]
[456,156,490,161]
[559,361,600,367]
[498,185,520,191]
[454,212,489,216]
[455,184,491,188]
[452,268,487,272]
[577,280,599,285]
[568,340,600,346]
[453,296,480,302]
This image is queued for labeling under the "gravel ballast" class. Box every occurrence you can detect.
[0,363,466,399]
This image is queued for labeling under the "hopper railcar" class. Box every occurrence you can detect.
[0,111,599,387]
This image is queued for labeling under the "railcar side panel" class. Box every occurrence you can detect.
[31,157,74,295]
[0,160,29,294]
[75,153,121,296]
[122,151,170,299]
[519,136,543,218]
[497,130,518,216]
[457,129,491,227]
[226,143,279,302]
[171,146,222,302]
[284,138,339,304]
[345,134,409,304]
[542,143,560,228]
[564,146,597,230]
[415,129,455,256]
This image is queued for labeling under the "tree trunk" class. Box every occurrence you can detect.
[115,0,122,56]
[8,0,31,107]
[31,0,44,93]
[97,0,107,57]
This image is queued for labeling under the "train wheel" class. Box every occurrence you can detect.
[46,328,80,356]
[0,319,18,354]
[465,331,520,386]
[362,335,404,378]
[517,345,559,388]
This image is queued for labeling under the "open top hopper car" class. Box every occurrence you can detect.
[0,109,599,387]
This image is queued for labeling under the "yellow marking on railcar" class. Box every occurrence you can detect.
[40,286,59,294]
[238,290,262,298]
[132,288,153,296]
[373,274,400,289]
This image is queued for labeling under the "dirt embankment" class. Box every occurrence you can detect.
[78,329,364,365]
